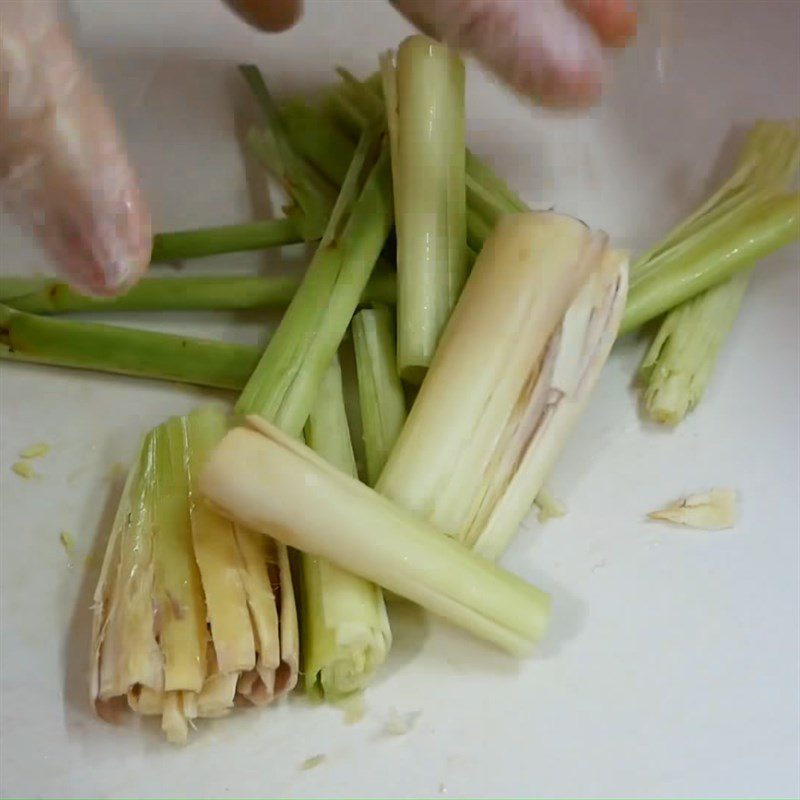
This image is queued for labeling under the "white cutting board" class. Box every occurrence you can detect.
[1,1,798,797]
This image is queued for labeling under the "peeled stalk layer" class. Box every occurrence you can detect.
[385,36,469,382]
[91,407,296,743]
[635,119,800,423]
[0,304,259,390]
[376,212,628,560]
[352,305,407,485]
[301,357,391,700]
[236,125,394,437]
[0,274,396,315]
[200,417,550,656]
[150,217,304,263]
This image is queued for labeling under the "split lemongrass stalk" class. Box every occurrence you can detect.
[91,407,297,743]
[638,271,751,424]
[200,417,550,655]
[377,212,628,560]
[300,357,391,699]
[0,304,260,390]
[622,120,800,334]
[0,273,396,315]
[352,305,407,485]
[240,65,337,239]
[636,119,800,422]
[236,123,393,435]
[150,217,304,263]
[382,37,468,380]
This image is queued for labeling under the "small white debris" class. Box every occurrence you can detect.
[383,707,421,736]
[648,488,737,530]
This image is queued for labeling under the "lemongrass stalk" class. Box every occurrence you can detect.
[0,273,396,315]
[384,36,468,382]
[301,356,391,700]
[184,406,257,675]
[0,304,259,389]
[376,213,628,560]
[621,190,800,333]
[236,125,393,435]
[352,305,407,485]
[150,217,304,262]
[240,65,338,240]
[200,417,550,655]
[638,270,752,424]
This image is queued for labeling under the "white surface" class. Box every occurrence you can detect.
[1,1,799,797]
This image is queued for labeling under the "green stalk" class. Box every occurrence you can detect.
[0,274,396,315]
[638,270,752,424]
[621,191,800,334]
[352,305,407,485]
[235,124,393,436]
[150,217,304,262]
[240,65,337,239]
[0,304,259,389]
[300,356,391,700]
[384,36,468,382]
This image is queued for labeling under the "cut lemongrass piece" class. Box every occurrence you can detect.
[184,407,255,675]
[200,417,550,656]
[301,356,391,700]
[236,124,393,436]
[151,417,208,694]
[352,306,407,485]
[376,213,628,560]
[648,488,738,530]
[638,271,751,425]
[386,36,468,382]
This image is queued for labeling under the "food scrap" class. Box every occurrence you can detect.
[11,461,40,479]
[19,442,50,459]
[648,488,738,530]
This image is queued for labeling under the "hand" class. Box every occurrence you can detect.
[0,0,635,297]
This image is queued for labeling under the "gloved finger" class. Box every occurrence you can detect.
[221,0,303,33]
[0,1,151,296]
[567,0,637,47]
[391,0,609,106]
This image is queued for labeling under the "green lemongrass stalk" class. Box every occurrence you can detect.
[0,304,259,389]
[150,217,305,262]
[200,416,550,655]
[240,65,337,239]
[301,356,391,700]
[622,190,799,333]
[0,273,396,315]
[383,36,468,382]
[638,271,752,424]
[352,305,407,485]
[376,213,628,560]
[633,120,800,422]
[235,124,393,435]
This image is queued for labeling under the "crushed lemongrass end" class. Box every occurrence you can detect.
[648,488,738,530]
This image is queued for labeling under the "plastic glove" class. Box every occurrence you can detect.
[0,0,636,297]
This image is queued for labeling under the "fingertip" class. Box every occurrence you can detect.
[222,0,303,33]
[568,0,638,47]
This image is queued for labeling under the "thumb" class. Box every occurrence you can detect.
[0,1,151,296]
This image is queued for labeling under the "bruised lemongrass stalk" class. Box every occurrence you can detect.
[638,271,752,424]
[352,305,407,485]
[200,417,550,655]
[150,217,304,263]
[383,36,468,382]
[301,356,391,700]
[240,65,337,239]
[377,213,628,561]
[635,120,800,422]
[0,273,396,315]
[235,124,393,435]
[92,407,297,743]
[622,120,800,333]
[0,304,260,390]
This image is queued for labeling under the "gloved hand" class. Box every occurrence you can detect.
[0,0,636,297]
